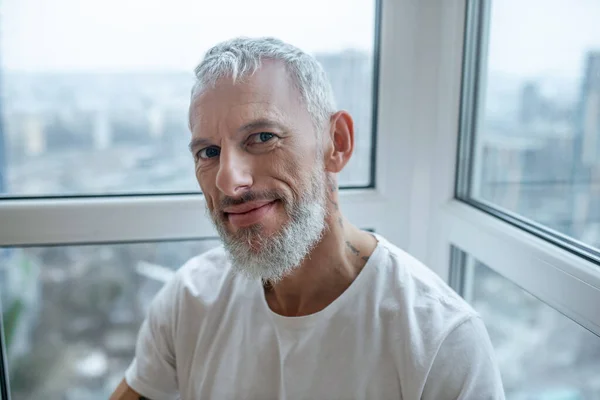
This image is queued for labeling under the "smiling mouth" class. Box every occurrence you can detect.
[224,200,278,228]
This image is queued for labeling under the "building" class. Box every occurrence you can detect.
[0,115,5,194]
[519,82,542,126]
[578,51,600,169]
[0,249,42,363]
[0,51,5,194]
[571,51,600,245]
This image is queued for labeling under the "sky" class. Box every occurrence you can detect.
[1,0,374,72]
[487,0,600,80]
[1,0,600,79]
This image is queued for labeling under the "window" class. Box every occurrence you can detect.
[451,250,600,398]
[1,239,220,399]
[458,0,600,256]
[429,0,600,384]
[1,0,379,197]
[1,0,396,398]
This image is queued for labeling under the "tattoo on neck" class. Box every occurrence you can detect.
[361,255,370,262]
[345,241,360,256]
[328,181,337,193]
[338,216,344,228]
[328,197,339,210]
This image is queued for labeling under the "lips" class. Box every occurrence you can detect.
[223,200,274,214]
[223,200,278,228]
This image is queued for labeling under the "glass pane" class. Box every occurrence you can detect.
[0,239,221,399]
[464,258,600,398]
[0,0,376,197]
[471,0,600,251]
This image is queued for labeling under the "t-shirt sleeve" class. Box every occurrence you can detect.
[422,315,505,400]
[124,275,181,400]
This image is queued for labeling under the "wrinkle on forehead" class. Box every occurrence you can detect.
[191,101,290,143]
[189,61,308,134]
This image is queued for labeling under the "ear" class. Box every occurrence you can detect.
[323,111,354,173]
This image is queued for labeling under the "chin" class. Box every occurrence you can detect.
[228,222,280,248]
[230,214,288,239]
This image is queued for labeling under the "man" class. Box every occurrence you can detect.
[111,37,504,399]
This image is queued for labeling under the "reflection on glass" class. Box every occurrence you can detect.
[472,0,600,251]
[0,0,376,196]
[0,239,221,399]
[468,261,600,399]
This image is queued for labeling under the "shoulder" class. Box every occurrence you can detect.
[147,245,234,317]
[170,245,235,302]
[422,316,505,399]
[373,236,481,357]
[124,248,233,399]
[375,235,477,324]
[176,245,232,288]
[372,237,502,395]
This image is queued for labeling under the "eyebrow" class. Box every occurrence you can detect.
[188,137,213,153]
[237,118,287,134]
[189,118,287,153]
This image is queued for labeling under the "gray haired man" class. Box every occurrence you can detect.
[111,37,504,400]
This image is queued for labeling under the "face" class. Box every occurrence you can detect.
[189,61,329,282]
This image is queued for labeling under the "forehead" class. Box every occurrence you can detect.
[190,60,309,134]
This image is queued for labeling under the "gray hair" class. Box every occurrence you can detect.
[191,37,337,130]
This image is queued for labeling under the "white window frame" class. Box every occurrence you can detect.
[1,0,599,340]
[396,0,600,339]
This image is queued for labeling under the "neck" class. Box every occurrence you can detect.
[264,210,378,317]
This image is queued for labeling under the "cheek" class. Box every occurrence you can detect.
[287,136,319,172]
[277,153,313,199]
[282,145,314,178]
[282,156,303,180]
[196,168,217,210]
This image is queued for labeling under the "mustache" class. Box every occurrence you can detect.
[218,189,286,210]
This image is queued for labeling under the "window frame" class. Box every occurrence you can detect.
[455,0,600,266]
[0,314,9,400]
[418,0,600,338]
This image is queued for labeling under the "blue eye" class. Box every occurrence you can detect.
[260,132,274,142]
[253,132,275,143]
[198,146,220,160]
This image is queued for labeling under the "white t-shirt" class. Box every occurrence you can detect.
[125,235,505,400]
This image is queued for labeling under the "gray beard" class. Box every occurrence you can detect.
[211,169,328,283]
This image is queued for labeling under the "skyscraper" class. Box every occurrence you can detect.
[519,82,541,126]
[579,52,600,168]
[0,106,6,194]
[0,37,5,194]
[571,51,600,243]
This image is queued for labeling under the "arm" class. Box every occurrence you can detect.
[110,274,182,400]
[110,378,151,400]
[422,316,505,400]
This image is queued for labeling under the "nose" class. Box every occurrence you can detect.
[215,147,253,197]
